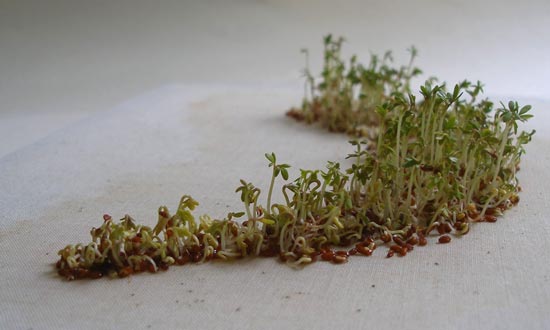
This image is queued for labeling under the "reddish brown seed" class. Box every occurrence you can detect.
[256,208,264,217]
[356,245,373,256]
[453,221,463,230]
[332,255,348,264]
[88,271,103,279]
[510,195,519,204]
[393,236,406,247]
[484,215,497,223]
[56,260,63,269]
[348,248,358,256]
[386,250,394,258]
[58,268,75,280]
[419,237,428,246]
[437,224,446,235]
[407,236,418,246]
[405,243,414,252]
[381,234,391,243]
[390,245,402,253]
[468,208,480,220]
[389,245,407,256]
[438,235,451,244]
[118,266,133,278]
[397,247,407,257]
[321,251,334,261]
[443,223,453,233]
[336,250,349,257]
[74,268,90,279]
[103,214,111,222]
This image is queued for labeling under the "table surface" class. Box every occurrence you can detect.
[1,1,549,329]
[1,85,549,330]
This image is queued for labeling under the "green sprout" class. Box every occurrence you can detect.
[56,35,534,280]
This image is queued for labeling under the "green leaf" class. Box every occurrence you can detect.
[502,112,512,122]
[520,114,533,121]
[258,218,275,225]
[265,152,275,164]
[345,197,353,210]
[281,169,289,180]
[443,116,457,130]
[519,105,532,115]
[403,157,419,168]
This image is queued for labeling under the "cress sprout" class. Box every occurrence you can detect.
[56,36,534,280]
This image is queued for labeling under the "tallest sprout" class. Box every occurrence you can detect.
[265,152,290,212]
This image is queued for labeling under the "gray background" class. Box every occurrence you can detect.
[1,0,549,157]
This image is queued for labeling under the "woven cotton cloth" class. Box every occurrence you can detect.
[1,85,548,330]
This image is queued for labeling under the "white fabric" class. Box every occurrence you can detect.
[0,85,548,330]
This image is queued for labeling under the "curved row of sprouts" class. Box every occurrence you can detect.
[57,36,534,280]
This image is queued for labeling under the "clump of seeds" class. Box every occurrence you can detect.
[56,35,534,280]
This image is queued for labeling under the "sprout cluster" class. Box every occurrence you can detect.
[56,36,534,280]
